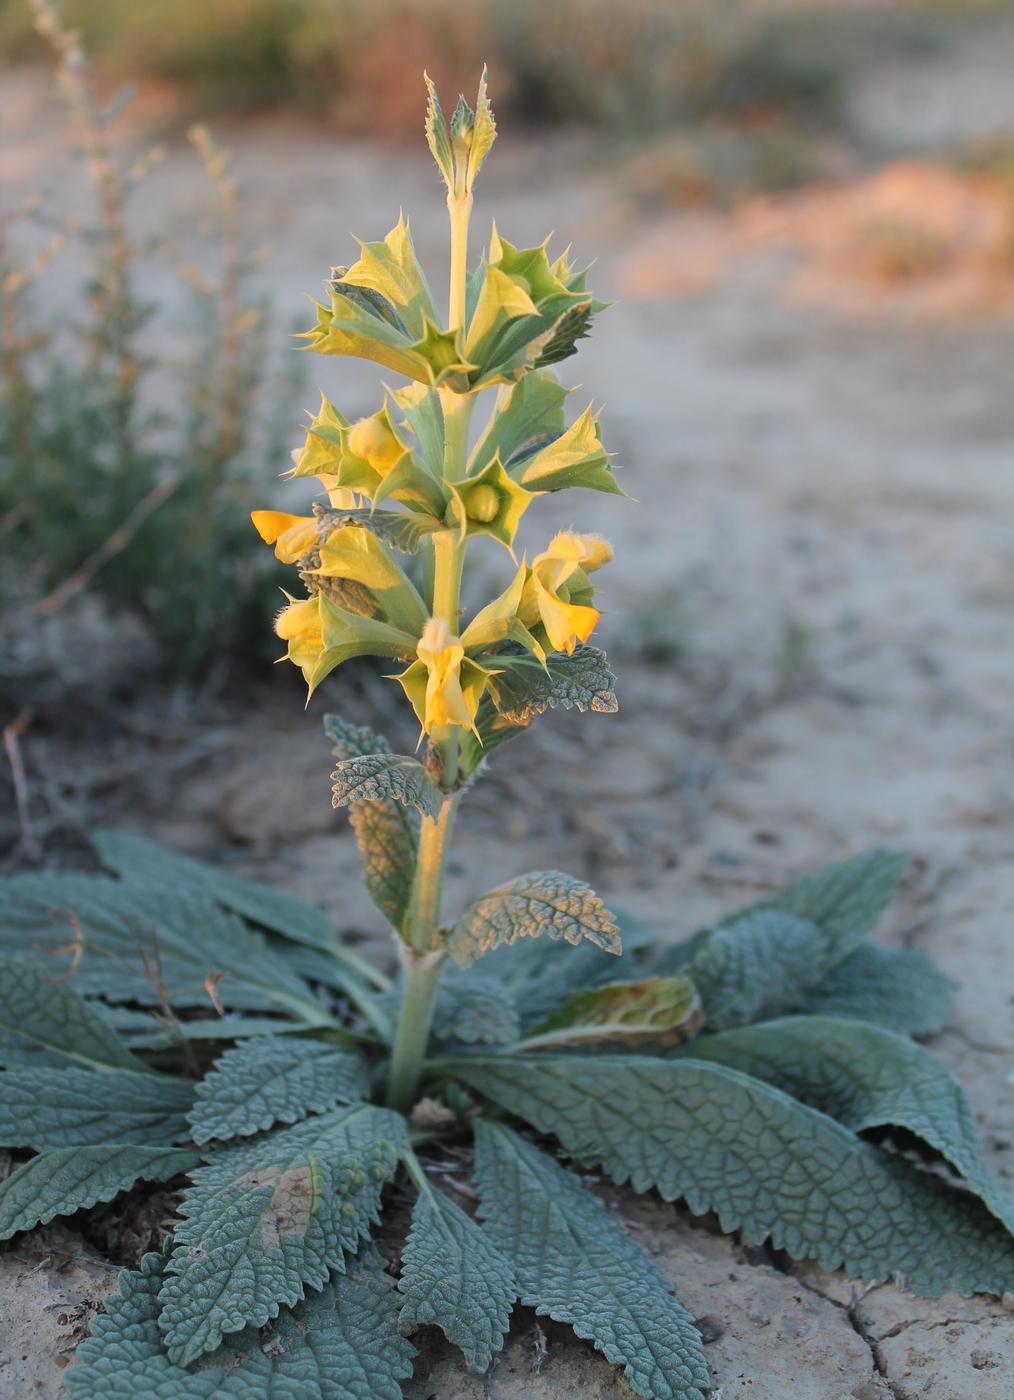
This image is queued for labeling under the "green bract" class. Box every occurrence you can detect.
[1,71,1009,1400]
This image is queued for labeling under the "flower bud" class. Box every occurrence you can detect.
[348,416,402,470]
[463,483,500,523]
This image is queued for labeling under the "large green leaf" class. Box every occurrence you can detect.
[739,848,909,946]
[66,1249,415,1400]
[331,754,442,820]
[94,829,338,954]
[0,1145,198,1240]
[398,1183,515,1371]
[802,943,954,1035]
[451,1055,1014,1296]
[447,871,621,969]
[430,969,520,1045]
[0,876,321,1018]
[92,1007,295,1049]
[679,1016,1014,1229]
[686,910,832,1030]
[521,975,702,1051]
[0,955,143,1072]
[188,1037,371,1144]
[158,1104,406,1364]
[325,714,418,935]
[684,848,910,1031]
[0,1066,192,1149]
[473,1121,709,1400]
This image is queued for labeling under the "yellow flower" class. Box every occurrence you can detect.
[251,510,319,564]
[521,530,612,654]
[273,594,326,686]
[396,617,494,736]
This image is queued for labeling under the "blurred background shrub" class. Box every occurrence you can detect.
[0,1,295,691]
[0,0,957,136]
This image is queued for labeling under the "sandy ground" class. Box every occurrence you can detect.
[2,23,1014,1400]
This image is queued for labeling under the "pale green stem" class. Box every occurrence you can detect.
[441,389,473,485]
[385,790,457,1110]
[384,180,477,1112]
[431,528,463,624]
[447,191,472,333]
[401,1142,436,1197]
[386,944,448,1111]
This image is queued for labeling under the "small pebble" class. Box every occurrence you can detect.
[693,1313,725,1344]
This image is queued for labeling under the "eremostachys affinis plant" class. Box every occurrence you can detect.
[250,66,618,1115]
[0,73,1011,1400]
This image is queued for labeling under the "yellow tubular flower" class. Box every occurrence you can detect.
[397,617,493,736]
[251,510,320,564]
[522,530,613,655]
[274,594,325,680]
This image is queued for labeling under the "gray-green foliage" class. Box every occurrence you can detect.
[398,1181,515,1371]
[65,1249,415,1400]
[330,754,442,819]
[188,1037,371,1143]
[462,644,618,764]
[0,1144,199,1241]
[343,967,521,1049]
[429,969,520,1045]
[802,942,953,1033]
[687,910,835,1029]
[474,1121,710,1400]
[2,839,1011,1399]
[0,875,321,1017]
[453,1055,1014,1296]
[680,1016,1014,1230]
[0,955,145,1071]
[743,847,909,946]
[159,1105,406,1364]
[0,1066,193,1148]
[94,828,339,953]
[684,848,910,1029]
[325,715,418,935]
[448,870,621,968]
